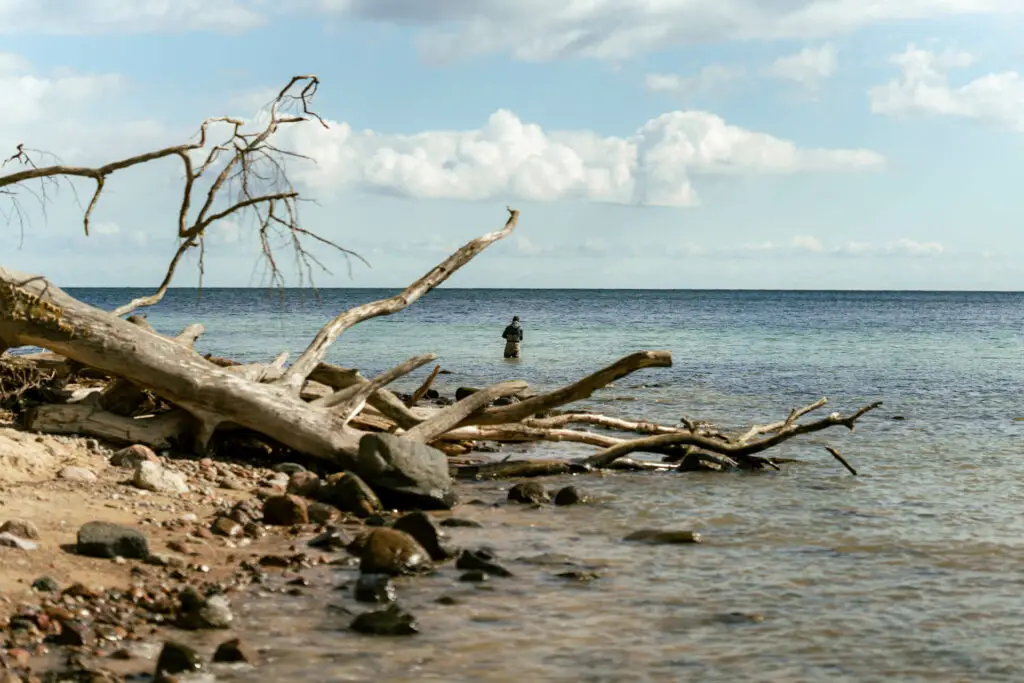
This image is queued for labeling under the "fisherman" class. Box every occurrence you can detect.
[501,315,523,359]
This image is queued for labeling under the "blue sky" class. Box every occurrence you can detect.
[1,1,1022,290]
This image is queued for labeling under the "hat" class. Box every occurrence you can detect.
[512,316,520,322]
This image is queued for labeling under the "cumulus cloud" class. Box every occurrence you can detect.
[746,236,947,258]
[277,108,883,207]
[762,44,838,89]
[0,0,263,34]
[645,65,746,98]
[0,61,122,126]
[869,45,1024,131]
[314,0,1022,62]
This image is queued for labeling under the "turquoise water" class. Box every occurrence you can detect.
[64,288,1024,681]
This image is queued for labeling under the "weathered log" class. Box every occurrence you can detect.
[583,401,882,469]
[403,380,529,443]
[456,351,672,427]
[454,459,581,480]
[407,364,441,407]
[25,404,189,449]
[0,208,520,464]
[438,423,623,448]
[525,412,686,435]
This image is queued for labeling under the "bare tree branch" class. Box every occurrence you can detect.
[1,75,367,319]
[277,207,521,391]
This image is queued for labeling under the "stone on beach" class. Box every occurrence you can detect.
[133,460,189,493]
[76,521,149,559]
[354,433,456,511]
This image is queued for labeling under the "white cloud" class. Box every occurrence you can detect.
[0,0,263,34]
[645,65,746,97]
[315,0,1022,62]
[791,234,825,252]
[886,238,944,256]
[278,108,883,208]
[0,52,29,74]
[762,44,838,89]
[870,45,1024,131]
[0,69,122,126]
[92,221,120,236]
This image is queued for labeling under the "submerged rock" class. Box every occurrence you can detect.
[354,574,397,604]
[308,501,343,524]
[456,549,513,577]
[392,511,456,561]
[354,433,456,510]
[350,604,419,636]
[309,526,349,551]
[508,481,549,504]
[155,641,203,677]
[439,517,482,528]
[320,471,382,518]
[624,529,703,544]
[553,485,587,506]
[352,528,432,576]
[177,588,234,630]
[262,494,309,526]
[213,637,258,664]
[76,521,149,559]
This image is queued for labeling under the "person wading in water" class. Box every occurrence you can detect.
[501,316,523,359]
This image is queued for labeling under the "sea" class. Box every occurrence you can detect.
[60,288,1024,681]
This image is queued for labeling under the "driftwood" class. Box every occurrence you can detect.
[0,74,882,479]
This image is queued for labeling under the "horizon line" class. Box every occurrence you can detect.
[61,285,1024,294]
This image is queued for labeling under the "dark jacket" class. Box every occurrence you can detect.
[502,322,523,342]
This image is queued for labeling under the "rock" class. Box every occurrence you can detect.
[350,604,418,636]
[352,528,432,576]
[110,444,159,469]
[133,461,189,493]
[57,466,97,482]
[32,576,60,593]
[459,570,488,582]
[54,619,94,646]
[556,570,600,582]
[624,529,703,544]
[308,502,342,524]
[440,517,482,528]
[243,521,265,539]
[354,574,397,604]
[308,526,349,551]
[177,588,233,630]
[392,511,455,562]
[155,641,202,677]
[213,637,257,664]
[273,462,306,475]
[287,471,322,498]
[454,387,478,401]
[553,485,586,506]
[262,494,309,526]
[218,476,247,491]
[508,481,549,504]
[76,521,149,559]
[210,516,243,538]
[320,472,382,518]
[146,553,187,569]
[455,549,513,577]
[354,433,456,511]
[0,519,40,540]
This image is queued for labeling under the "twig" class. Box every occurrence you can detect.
[824,445,858,476]
[407,364,441,407]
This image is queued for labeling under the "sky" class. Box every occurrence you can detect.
[1,0,1023,290]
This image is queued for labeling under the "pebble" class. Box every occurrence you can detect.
[133,461,189,494]
[353,528,432,576]
[0,532,37,551]
[210,516,244,538]
[110,444,160,469]
[155,641,203,676]
[350,604,419,636]
[32,576,61,593]
[76,521,150,559]
[393,511,456,561]
[508,481,550,504]
[213,637,257,664]
[0,518,40,540]
[57,466,98,482]
[262,494,309,526]
[354,574,397,604]
[287,471,322,498]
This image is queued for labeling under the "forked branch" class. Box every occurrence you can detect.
[278,207,521,391]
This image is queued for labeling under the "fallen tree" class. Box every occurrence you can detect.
[0,75,881,503]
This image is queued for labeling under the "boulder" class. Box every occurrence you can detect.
[76,521,149,559]
[354,433,456,511]
[351,528,431,576]
[392,511,456,561]
[262,495,309,526]
[319,471,382,518]
[133,461,189,493]
[508,481,549,504]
